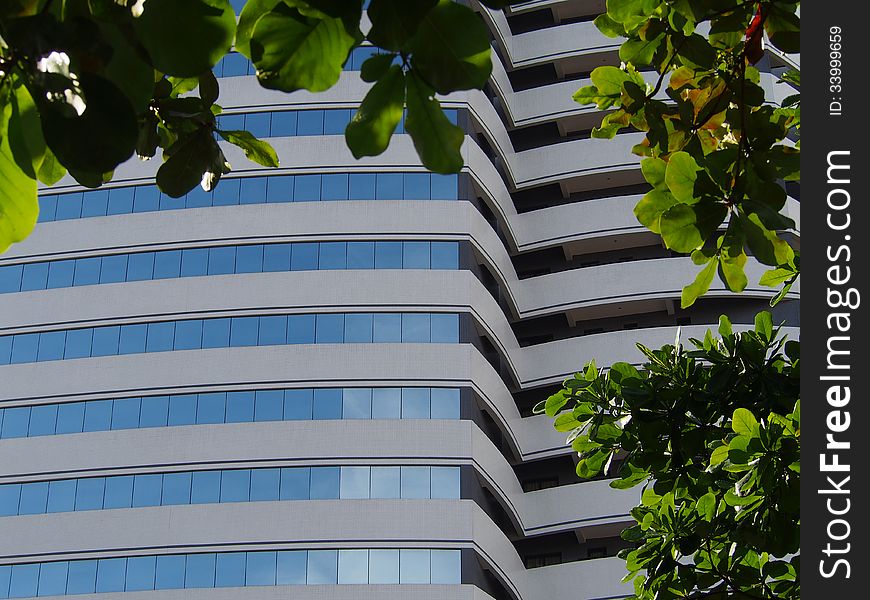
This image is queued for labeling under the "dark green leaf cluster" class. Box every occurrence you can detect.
[535,313,800,599]
[574,0,801,307]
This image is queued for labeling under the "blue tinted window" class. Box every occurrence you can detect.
[236,245,264,273]
[431,467,461,499]
[431,313,459,343]
[245,552,276,586]
[56,193,83,220]
[283,389,312,420]
[37,561,68,596]
[21,263,48,291]
[212,178,240,206]
[119,324,146,354]
[287,315,315,344]
[168,395,197,426]
[96,558,126,593]
[245,112,271,137]
[313,388,342,420]
[174,320,203,351]
[46,260,74,289]
[100,255,128,283]
[1,407,29,438]
[401,467,430,499]
[153,250,181,279]
[0,265,21,293]
[371,388,401,419]
[321,174,348,200]
[132,474,162,507]
[0,485,21,517]
[91,326,120,357]
[375,242,402,268]
[240,178,267,205]
[139,396,169,427]
[66,561,97,595]
[111,397,141,430]
[250,468,280,501]
[346,241,374,269]
[185,554,215,588]
[279,468,309,500]
[369,549,399,584]
[293,175,320,202]
[55,403,86,434]
[37,331,65,362]
[161,472,192,505]
[339,467,370,499]
[276,551,306,585]
[202,318,230,348]
[225,391,254,423]
[181,248,208,277]
[373,313,401,342]
[47,479,77,513]
[403,173,430,199]
[318,242,346,269]
[159,192,185,212]
[290,242,318,270]
[258,316,287,345]
[402,387,430,418]
[0,336,10,365]
[230,317,259,347]
[344,313,372,343]
[155,556,185,590]
[196,393,226,424]
[431,550,461,584]
[338,550,368,584]
[403,241,430,268]
[219,113,244,129]
[83,400,112,432]
[315,314,344,343]
[224,53,251,77]
[38,195,58,222]
[207,247,235,275]
[376,173,403,199]
[133,187,159,213]
[28,405,58,436]
[146,322,175,352]
[191,471,221,504]
[402,313,430,343]
[297,110,324,135]
[270,112,297,137]
[342,388,371,419]
[431,388,461,419]
[11,334,38,364]
[103,476,134,509]
[262,244,290,271]
[125,556,156,592]
[220,470,251,503]
[185,186,213,209]
[306,550,337,584]
[74,478,105,511]
[323,110,351,135]
[9,564,40,598]
[310,467,340,499]
[126,253,155,281]
[400,549,430,584]
[431,242,459,269]
[348,173,375,200]
[254,390,283,421]
[107,187,135,215]
[215,553,246,588]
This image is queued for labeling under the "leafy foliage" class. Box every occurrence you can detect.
[573,0,801,307]
[536,314,800,599]
[0,0,515,252]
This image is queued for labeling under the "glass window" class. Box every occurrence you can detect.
[403,173,430,200]
[276,551,306,585]
[226,391,254,423]
[0,265,21,293]
[91,326,120,357]
[346,241,374,269]
[240,178,267,205]
[185,186,213,209]
[185,554,216,588]
[373,313,401,342]
[431,313,459,343]
[323,109,351,135]
[47,479,77,513]
[11,333,38,364]
[400,549,430,584]
[126,253,155,281]
[215,553,246,588]
[96,558,126,593]
[191,471,221,504]
[212,178,240,206]
[431,242,459,269]
[218,113,245,130]
[38,194,58,222]
[262,244,290,272]
[153,250,182,279]
[133,187,159,213]
[245,112,271,137]
[376,173,403,199]
[74,477,106,511]
[9,564,40,598]
[118,324,146,355]
[371,388,401,419]
[83,400,112,432]
[313,388,342,420]
[338,550,368,584]
[403,241,430,268]
[431,388,461,419]
[28,404,58,436]
[222,53,250,77]
[370,466,400,499]
[401,466,430,499]
[431,467,461,499]
[306,550,337,584]
[21,263,48,291]
[0,485,21,517]
[1,407,29,438]
[56,193,83,220]
[254,390,283,421]
[315,314,344,343]
[339,467,370,499]
[132,474,162,507]
[431,550,461,584]
[66,560,97,595]
[402,388,430,418]
[220,470,251,503]
[321,174,348,200]
[46,260,74,288]
[290,242,318,270]
[287,315,315,344]
[202,318,230,348]
[139,396,169,428]
[270,111,297,137]
[258,316,287,345]
[161,472,192,505]
[283,389,312,420]
[111,397,141,430]
[155,555,186,590]
[107,187,135,215]
[99,255,128,283]
[103,476,134,509]
[0,336,11,365]
[245,552,276,586]
[159,192,185,212]
[309,467,339,499]
[279,467,309,500]
[146,322,175,352]
[374,241,402,269]
[297,110,324,135]
[293,175,321,202]
[196,392,226,424]
[342,388,371,419]
[348,173,375,200]
[250,468,280,501]
[207,246,235,275]
[55,403,86,434]
[343,313,372,343]
[168,395,197,426]
[174,320,203,351]
[369,549,399,584]
[402,313,431,343]
[318,242,346,269]
[125,556,156,592]
[180,248,209,277]
[230,317,259,347]
[37,562,68,597]
[236,245,264,273]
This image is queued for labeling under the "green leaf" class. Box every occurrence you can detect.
[157,131,228,197]
[594,13,628,38]
[664,151,700,203]
[554,412,582,432]
[634,189,678,234]
[732,408,759,437]
[696,492,717,521]
[619,34,663,66]
[236,0,284,58]
[660,202,727,253]
[754,311,773,340]
[8,83,46,179]
[0,102,38,253]
[360,52,396,83]
[759,266,797,287]
[403,70,464,174]
[543,390,569,417]
[408,0,492,94]
[367,0,437,51]
[681,258,716,308]
[98,19,154,112]
[217,130,279,167]
[36,146,66,186]
[641,157,667,189]
[719,252,748,293]
[345,65,405,158]
[709,444,729,467]
[199,71,220,106]
[741,210,794,266]
[133,0,236,77]
[717,314,732,337]
[250,1,357,92]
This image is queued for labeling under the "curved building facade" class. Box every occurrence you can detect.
[0,1,799,600]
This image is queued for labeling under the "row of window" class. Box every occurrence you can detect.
[0,548,461,598]
[0,387,461,440]
[214,107,456,139]
[0,313,461,366]
[0,465,461,518]
[0,241,460,294]
[36,172,461,223]
[212,45,386,78]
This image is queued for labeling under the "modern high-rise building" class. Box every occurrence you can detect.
[0,2,799,600]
